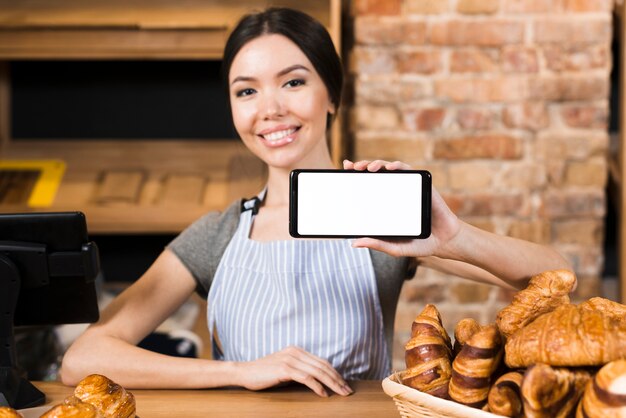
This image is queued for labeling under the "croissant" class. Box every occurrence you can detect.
[521,363,591,418]
[448,324,503,409]
[0,406,23,418]
[453,318,481,357]
[487,371,524,417]
[576,359,626,417]
[496,269,575,339]
[40,396,103,418]
[579,297,626,323]
[403,304,453,399]
[505,304,626,368]
[73,375,135,418]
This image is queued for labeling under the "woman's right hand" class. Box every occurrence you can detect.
[232,346,353,397]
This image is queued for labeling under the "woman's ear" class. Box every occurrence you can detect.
[328,101,336,115]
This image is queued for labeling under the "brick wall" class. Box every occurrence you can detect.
[348,0,613,370]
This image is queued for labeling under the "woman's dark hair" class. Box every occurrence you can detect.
[222,7,343,127]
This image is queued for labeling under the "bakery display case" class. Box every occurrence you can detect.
[0,0,344,234]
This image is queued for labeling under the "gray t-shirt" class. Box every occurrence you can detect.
[167,198,414,362]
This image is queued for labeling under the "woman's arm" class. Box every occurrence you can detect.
[61,249,351,396]
[344,159,572,290]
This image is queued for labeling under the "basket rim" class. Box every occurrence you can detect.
[382,372,504,418]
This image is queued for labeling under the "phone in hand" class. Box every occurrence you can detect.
[289,169,432,239]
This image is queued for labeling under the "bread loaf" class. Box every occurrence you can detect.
[448,324,503,408]
[487,371,524,417]
[576,359,626,418]
[521,363,591,418]
[505,304,626,368]
[73,375,135,418]
[403,304,453,399]
[496,269,575,339]
[40,396,103,418]
[453,318,481,357]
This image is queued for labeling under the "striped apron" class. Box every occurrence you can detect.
[207,199,390,380]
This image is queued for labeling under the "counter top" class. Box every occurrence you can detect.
[32,380,399,417]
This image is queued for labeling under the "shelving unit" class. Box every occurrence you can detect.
[0,0,344,233]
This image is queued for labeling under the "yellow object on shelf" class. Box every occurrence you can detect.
[0,160,66,207]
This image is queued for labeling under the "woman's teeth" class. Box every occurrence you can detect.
[263,128,296,142]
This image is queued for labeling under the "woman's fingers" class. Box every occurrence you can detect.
[284,347,352,396]
[350,159,412,172]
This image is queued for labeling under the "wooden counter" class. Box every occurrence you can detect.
[32,380,399,418]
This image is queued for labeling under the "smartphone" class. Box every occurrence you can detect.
[289,169,431,239]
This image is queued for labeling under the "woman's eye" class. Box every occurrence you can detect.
[284,79,305,88]
[235,88,256,97]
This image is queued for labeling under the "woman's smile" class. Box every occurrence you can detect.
[258,126,301,147]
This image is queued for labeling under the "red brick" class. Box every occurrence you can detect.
[353,0,402,15]
[403,108,446,131]
[560,105,608,129]
[450,49,499,73]
[449,282,494,303]
[350,47,396,75]
[500,162,548,189]
[529,76,609,101]
[402,282,448,304]
[436,77,527,103]
[534,132,609,160]
[564,0,613,12]
[352,105,399,130]
[434,134,523,160]
[503,102,549,131]
[543,44,609,72]
[355,79,432,104]
[503,0,563,13]
[457,107,498,129]
[396,49,442,74]
[457,0,499,14]
[444,192,527,216]
[354,17,407,45]
[501,46,539,73]
[564,159,608,187]
[430,20,525,46]
[540,189,605,219]
[553,219,603,246]
[533,18,612,44]
[507,220,552,244]
[405,0,449,14]
[448,163,494,190]
[354,135,429,161]
[560,246,603,277]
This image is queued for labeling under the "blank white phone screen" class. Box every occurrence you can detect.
[297,172,423,236]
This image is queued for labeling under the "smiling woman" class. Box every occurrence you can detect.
[60,7,571,399]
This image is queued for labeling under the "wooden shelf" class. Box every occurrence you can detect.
[0,0,339,59]
[1,139,267,233]
[0,0,345,234]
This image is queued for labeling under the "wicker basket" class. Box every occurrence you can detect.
[382,373,504,418]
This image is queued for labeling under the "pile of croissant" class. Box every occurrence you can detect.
[0,374,135,418]
[402,269,626,417]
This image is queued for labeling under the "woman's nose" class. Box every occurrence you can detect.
[259,93,284,119]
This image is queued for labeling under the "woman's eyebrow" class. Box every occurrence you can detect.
[230,64,311,86]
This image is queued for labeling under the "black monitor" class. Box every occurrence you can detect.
[0,212,100,409]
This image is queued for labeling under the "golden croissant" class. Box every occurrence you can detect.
[576,359,626,417]
[403,304,453,399]
[505,304,626,368]
[487,371,524,417]
[0,406,23,418]
[40,374,135,418]
[496,269,575,339]
[521,363,591,418]
[453,318,481,357]
[448,323,503,409]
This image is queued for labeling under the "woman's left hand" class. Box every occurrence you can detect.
[343,159,461,259]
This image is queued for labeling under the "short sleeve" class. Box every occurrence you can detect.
[166,199,241,298]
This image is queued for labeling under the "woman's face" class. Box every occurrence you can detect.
[228,34,335,170]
